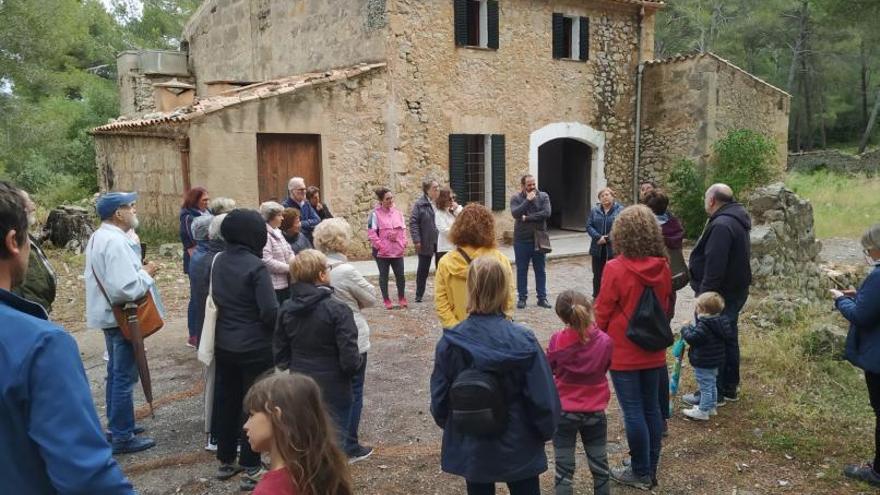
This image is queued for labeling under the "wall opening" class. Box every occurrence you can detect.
[538,138,591,231]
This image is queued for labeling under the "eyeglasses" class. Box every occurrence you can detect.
[291,187,306,192]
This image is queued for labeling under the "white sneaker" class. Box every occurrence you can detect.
[682,405,710,421]
[205,440,217,451]
[103,350,109,362]
[709,408,718,416]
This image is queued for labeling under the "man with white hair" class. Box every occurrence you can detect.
[282,177,321,243]
[684,183,752,407]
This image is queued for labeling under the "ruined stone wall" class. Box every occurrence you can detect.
[788,148,880,175]
[183,0,387,95]
[94,134,186,229]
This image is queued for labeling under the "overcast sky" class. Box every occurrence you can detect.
[99,0,143,19]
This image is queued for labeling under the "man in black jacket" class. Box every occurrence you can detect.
[410,179,440,302]
[510,175,552,309]
[686,183,752,404]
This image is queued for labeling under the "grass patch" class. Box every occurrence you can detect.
[786,169,880,238]
[136,223,179,248]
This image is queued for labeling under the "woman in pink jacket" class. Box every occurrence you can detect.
[367,187,409,309]
[260,201,295,304]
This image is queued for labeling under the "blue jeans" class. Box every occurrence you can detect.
[345,353,368,454]
[693,367,718,412]
[187,289,197,339]
[513,239,546,301]
[103,328,139,443]
[611,368,664,478]
[719,289,748,396]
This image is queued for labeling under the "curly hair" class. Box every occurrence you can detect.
[610,205,666,258]
[448,203,496,248]
[313,218,351,254]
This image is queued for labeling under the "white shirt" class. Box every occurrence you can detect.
[435,204,462,253]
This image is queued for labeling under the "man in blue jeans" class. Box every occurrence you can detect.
[685,183,752,405]
[510,174,552,309]
[85,191,164,454]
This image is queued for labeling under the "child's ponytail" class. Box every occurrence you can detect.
[554,290,594,342]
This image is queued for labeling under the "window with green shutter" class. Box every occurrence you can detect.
[454,0,499,50]
[552,13,589,61]
[448,134,506,209]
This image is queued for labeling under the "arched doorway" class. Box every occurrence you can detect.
[529,122,607,232]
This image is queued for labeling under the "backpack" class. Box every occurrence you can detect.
[449,367,508,437]
[625,286,674,351]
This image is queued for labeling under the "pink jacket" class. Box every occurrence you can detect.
[263,225,294,290]
[546,325,613,413]
[367,206,408,258]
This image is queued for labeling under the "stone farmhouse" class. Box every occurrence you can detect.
[91,0,790,254]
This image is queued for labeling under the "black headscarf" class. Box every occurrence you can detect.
[220,209,267,257]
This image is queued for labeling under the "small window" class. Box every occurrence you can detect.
[553,13,589,61]
[455,0,499,50]
[449,134,506,210]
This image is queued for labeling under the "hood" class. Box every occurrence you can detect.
[221,209,267,256]
[326,252,347,268]
[445,246,506,279]
[712,202,751,231]
[443,315,537,371]
[286,282,334,316]
[617,255,670,287]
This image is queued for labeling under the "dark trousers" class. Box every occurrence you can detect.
[659,365,671,420]
[513,239,547,301]
[611,367,664,478]
[415,250,440,299]
[867,371,880,470]
[274,287,290,306]
[591,248,610,298]
[718,289,749,397]
[553,411,610,495]
[215,352,273,468]
[466,476,540,495]
[345,353,368,454]
[375,257,405,300]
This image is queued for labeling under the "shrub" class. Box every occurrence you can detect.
[667,159,707,238]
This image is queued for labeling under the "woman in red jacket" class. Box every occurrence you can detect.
[594,205,672,490]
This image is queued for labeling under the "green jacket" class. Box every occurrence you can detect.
[11,236,57,313]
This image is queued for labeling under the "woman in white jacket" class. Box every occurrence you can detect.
[434,187,462,259]
[313,218,378,463]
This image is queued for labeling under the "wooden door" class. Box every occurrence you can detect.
[257,134,321,203]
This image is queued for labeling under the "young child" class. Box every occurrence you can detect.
[547,290,613,495]
[680,291,731,421]
[243,372,353,495]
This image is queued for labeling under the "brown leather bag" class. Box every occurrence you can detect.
[93,267,164,340]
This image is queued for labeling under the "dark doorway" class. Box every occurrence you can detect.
[257,134,321,203]
[538,138,591,231]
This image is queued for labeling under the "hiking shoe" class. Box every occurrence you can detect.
[843,462,880,487]
[611,466,652,490]
[348,445,374,464]
[112,436,156,455]
[537,299,552,309]
[681,392,700,406]
[682,405,710,421]
[215,463,244,481]
[240,466,267,491]
[517,299,527,309]
[105,424,145,441]
[723,391,739,402]
[399,297,409,308]
[709,408,718,416]
[383,299,393,310]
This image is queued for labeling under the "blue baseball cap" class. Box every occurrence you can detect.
[96,191,138,220]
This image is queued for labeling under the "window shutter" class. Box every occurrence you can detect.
[579,17,590,61]
[552,13,565,59]
[454,0,468,46]
[491,135,506,211]
[487,1,499,50]
[449,135,467,202]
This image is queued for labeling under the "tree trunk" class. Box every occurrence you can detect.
[786,0,809,93]
[861,38,870,128]
[801,56,815,150]
[858,87,880,154]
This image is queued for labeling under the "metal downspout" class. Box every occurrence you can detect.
[633,6,646,202]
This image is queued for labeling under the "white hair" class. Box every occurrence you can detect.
[287,177,305,191]
[208,197,236,215]
[209,213,228,241]
[260,201,285,222]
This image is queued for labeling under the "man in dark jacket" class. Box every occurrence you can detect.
[410,179,440,302]
[686,183,751,404]
[510,175,552,309]
[282,177,322,243]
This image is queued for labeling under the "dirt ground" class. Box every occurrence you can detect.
[51,251,875,495]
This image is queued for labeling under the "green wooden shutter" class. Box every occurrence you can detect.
[449,135,467,202]
[552,13,565,59]
[579,17,590,61]
[491,135,506,211]
[487,1,499,49]
[454,0,468,46]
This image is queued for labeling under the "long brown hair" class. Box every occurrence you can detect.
[554,290,594,341]
[244,373,353,495]
[181,186,207,209]
[435,187,454,211]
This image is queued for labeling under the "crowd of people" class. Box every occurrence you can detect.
[2,171,879,494]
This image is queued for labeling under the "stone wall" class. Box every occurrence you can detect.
[183,0,386,95]
[787,148,880,175]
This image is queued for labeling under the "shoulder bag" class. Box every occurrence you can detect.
[92,266,164,340]
[198,253,221,366]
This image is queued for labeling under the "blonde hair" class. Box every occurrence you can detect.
[290,249,327,283]
[610,204,667,258]
[466,256,510,315]
[696,291,725,316]
[313,218,352,254]
[554,290,594,341]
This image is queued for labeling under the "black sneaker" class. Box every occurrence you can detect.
[844,463,880,487]
[415,296,423,303]
[517,299,527,309]
[537,299,552,309]
[112,436,156,455]
[105,424,146,442]
[348,445,374,464]
[723,391,739,402]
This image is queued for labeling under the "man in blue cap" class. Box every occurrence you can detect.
[0,181,134,493]
[85,191,162,454]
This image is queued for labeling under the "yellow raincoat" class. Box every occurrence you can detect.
[433,245,516,329]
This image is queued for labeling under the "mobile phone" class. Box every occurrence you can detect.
[140,243,147,265]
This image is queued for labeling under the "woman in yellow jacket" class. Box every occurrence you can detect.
[434,203,516,329]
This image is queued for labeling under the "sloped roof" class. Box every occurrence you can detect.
[608,0,665,8]
[91,63,386,134]
[645,51,790,97]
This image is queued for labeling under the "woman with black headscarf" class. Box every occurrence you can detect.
[210,209,278,491]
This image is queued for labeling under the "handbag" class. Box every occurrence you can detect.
[92,266,164,341]
[668,248,690,291]
[198,253,221,366]
[534,230,552,254]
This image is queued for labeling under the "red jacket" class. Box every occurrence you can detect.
[546,325,612,413]
[594,256,672,371]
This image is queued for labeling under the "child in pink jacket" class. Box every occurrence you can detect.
[546,289,613,495]
[367,187,409,309]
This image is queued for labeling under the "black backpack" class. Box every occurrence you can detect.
[625,286,674,351]
[449,367,508,437]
